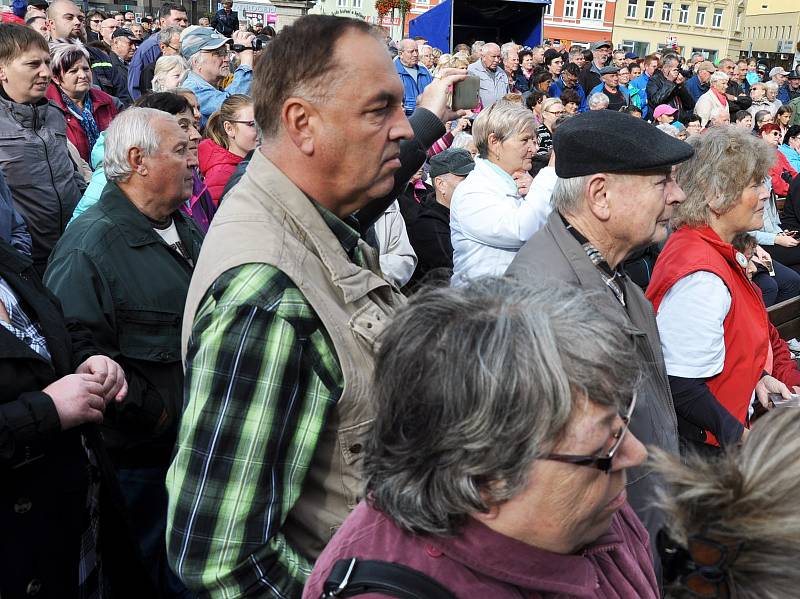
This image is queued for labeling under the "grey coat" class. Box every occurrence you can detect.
[0,94,85,270]
[506,210,679,575]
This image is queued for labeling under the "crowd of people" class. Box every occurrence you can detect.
[3,4,800,598]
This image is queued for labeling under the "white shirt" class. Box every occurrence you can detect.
[450,157,548,284]
[373,200,417,288]
[656,271,731,378]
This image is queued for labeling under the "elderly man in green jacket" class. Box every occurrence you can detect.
[44,107,203,597]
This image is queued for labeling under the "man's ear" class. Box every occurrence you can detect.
[584,173,612,222]
[129,146,146,175]
[281,97,319,156]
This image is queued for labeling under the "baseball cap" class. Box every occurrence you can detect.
[770,66,790,78]
[591,40,612,50]
[180,26,229,59]
[428,148,475,179]
[653,104,678,119]
[624,52,638,60]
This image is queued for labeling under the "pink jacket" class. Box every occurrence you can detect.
[303,501,658,598]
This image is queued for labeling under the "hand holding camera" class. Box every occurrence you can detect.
[231,30,256,66]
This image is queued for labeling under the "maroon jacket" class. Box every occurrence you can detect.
[303,501,658,598]
[45,84,117,163]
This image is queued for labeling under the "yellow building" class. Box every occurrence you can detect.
[611,0,745,61]
[740,0,799,67]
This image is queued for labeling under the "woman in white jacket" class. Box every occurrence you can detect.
[694,71,729,127]
[450,101,548,283]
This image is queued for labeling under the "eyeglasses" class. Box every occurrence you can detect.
[205,47,229,57]
[546,109,565,115]
[541,392,637,473]
[90,18,103,23]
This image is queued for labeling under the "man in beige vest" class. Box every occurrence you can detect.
[166,15,465,598]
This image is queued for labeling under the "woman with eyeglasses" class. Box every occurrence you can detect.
[198,95,257,204]
[646,127,793,458]
[303,278,658,599]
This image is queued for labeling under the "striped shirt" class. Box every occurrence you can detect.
[166,205,359,599]
[0,276,50,360]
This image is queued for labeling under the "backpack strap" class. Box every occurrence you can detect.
[321,558,458,599]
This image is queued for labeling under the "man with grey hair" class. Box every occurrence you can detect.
[501,41,519,90]
[467,42,508,108]
[181,26,255,125]
[44,106,204,596]
[588,91,609,110]
[395,37,433,115]
[507,109,694,579]
[417,42,433,70]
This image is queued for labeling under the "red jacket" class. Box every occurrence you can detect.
[647,226,770,445]
[45,84,117,163]
[198,138,243,205]
[770,149,798,197]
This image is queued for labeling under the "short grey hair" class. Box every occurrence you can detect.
[152,54,190,92]
[365,277,641,536]
[672,126,774,228]
[653,408,800,599]
[471,40,485,55]
[480,42,499,56]
[49,39,90,79]
[472,100,536,159]
[500,41,517,59]
[657,123,679,137]
[551,175,592,213]
[710,70,729,84]
[764,81,779,92]
[450,131,474,151]
[104,107,171,183]
[588,92,609,109]
[158,24,182,45]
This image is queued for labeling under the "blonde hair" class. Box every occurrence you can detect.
[672,126,773,228]
[205,94,253,150]
[151,54,190,92]
[653,408,800,599]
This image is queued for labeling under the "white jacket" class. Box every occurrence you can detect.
[450,157,550,284]
[694,89,727,127]
[374,200,417,288]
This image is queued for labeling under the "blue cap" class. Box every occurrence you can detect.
[12,0,27,18]
[180,26,229,60]
[624,52,638,60]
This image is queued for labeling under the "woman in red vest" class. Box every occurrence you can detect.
[646,126,793,456]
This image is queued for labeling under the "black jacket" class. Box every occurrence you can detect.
[0,240,151,598]
[407,191,453,287]
[211,8,239,36]
[87,45,132,106]
[44,183,204,468]
[646,71,694,121]
[782,173,800,230]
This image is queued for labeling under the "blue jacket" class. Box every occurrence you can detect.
[0,168,30,255]
[590,82,631,99]
[778,83,791,105]
[548,77,588,112]
[629,73,651,118]
[127,32,162,100]
[69,132,108,227]
[683,74,708,103]
[779,144,800,173]
[182,67,253,127]
[395,59,433,115]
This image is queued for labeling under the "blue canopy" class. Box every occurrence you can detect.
[409,0,549,53]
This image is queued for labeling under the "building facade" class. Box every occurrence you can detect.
[542,0,616,48]
[309,0,406,39]
[611,0,744,61]
[739,0,799,69]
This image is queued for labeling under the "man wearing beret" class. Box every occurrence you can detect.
[506,110,694,581]
[590,65,630,111]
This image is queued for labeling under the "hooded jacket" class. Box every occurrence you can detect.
[0,90,85,271]
[198,138,243,204]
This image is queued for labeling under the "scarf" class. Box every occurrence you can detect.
[59,87,100,153]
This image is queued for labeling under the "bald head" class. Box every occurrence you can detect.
[398,38,419,68]
[47,0,85,41]
[481,42,501,71]
[99,17,117,44]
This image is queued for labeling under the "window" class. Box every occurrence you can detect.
[696,5,706,26]
[712,8,722,28]
[661,1,672,21]
[545,1,552,15]
[352,0,362,7]
[735,11,741,31]
[564,0,576,18]
[691,47,718,62]
[337,0,347,6]
[621,39,650,57]
[678,3,688,23]
[644,0,654,19]
[627,0,637,18]
[582,0,604,20]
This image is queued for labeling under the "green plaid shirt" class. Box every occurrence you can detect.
[166,205,360,598]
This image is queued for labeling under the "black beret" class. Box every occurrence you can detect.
[553,110,694,178]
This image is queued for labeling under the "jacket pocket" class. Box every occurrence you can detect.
[349,302,391,351]
[338,419,373,509]
[116,309,181,363]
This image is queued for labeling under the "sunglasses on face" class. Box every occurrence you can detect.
[541,392,637,473]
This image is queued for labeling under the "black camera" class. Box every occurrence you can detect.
[230,37,263,53]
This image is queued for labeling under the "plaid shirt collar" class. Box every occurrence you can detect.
[560,213,626,306]
[310,200,361,259]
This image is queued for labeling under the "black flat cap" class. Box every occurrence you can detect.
[429,148,475,179]
[553,110,694,178]
[599,65,619,75]
[112,27,135,39]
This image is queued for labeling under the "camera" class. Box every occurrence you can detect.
[230,37,263,53]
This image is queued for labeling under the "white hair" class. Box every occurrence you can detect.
[152,54,190,92]
[656,123,679,137]
[500,41,517,59]
[709,70,729,84]
[104,108,172,183]
[764,81,779,91]
[472,100,536,159]
[588,92,609,109]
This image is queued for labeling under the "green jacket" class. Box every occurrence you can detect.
[44,182,204,467]
[791,96,800,126]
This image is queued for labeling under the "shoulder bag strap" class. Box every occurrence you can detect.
[321,558,458,599]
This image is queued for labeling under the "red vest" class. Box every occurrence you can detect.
[646,225,769,445]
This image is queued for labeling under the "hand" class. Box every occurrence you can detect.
[453,117,472,133]
[513,170,533,196]
[775,234,799,247]
[415,67,469,124]
[231,30,255,65]
[754,245,771,263]
[44,373,107,430]
[76,355,127,403]
[755,374,791,409]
